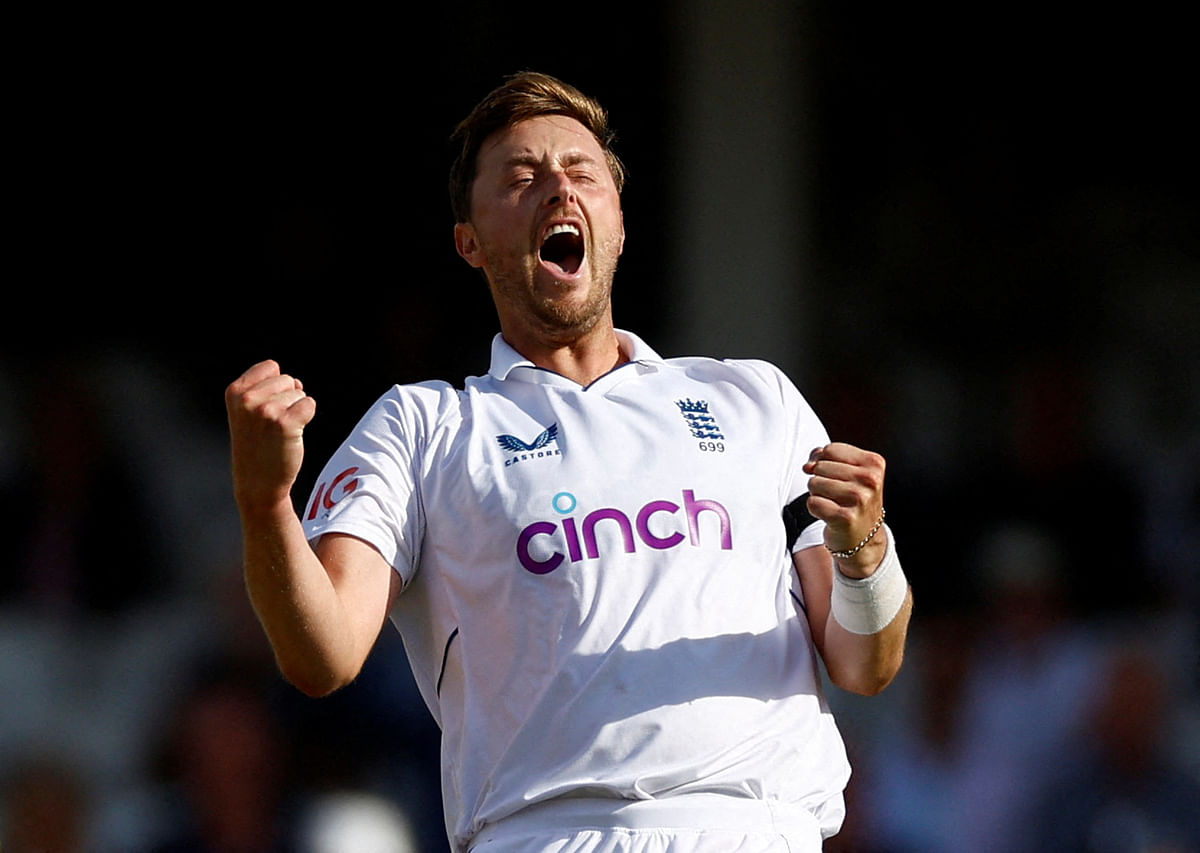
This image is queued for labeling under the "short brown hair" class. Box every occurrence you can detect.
[449,71,626,223]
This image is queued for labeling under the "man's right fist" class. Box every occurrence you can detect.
[225,360,317,512]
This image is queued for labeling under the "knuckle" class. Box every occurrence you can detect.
[260,401,289,423]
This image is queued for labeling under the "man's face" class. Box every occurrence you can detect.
[454,115,625,342]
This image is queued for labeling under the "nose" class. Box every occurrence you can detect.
[544,170,576,207]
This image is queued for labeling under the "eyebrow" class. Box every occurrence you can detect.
[501,151,601,171]
[502,154,541,170]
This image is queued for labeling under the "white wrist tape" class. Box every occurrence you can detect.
[831,524,907,635]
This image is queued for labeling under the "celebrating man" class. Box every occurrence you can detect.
[226,72,912,852]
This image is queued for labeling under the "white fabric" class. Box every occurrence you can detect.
[303,330,848,851]
[830,525,908,635]
[469,794,823,852]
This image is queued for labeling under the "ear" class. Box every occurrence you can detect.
[618,210,626,256]
[454,222,485,268]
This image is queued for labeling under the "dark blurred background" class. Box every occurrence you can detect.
[3,3,1197,851]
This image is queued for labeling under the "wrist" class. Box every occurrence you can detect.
[830,524,908,635]
[833,534,888,579]
[236,490,299,526]
[825,508,887,577]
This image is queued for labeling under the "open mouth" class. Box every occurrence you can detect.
[539,223,585,276]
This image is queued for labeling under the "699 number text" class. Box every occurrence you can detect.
[698,441,725,452]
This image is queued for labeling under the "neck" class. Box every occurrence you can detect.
[501,315,626,386]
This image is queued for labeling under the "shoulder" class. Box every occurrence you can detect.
[349,379,465,444]
[661,354,801,399]
[665,356,826,440]
[383,378,462,409]
[720,357,797,387]
[363,379,459,416]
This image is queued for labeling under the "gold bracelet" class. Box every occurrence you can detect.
[826,508,886,560]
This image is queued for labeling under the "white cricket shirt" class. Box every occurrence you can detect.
[302,330,850,851]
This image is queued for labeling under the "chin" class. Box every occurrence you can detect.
[533,291,609,336]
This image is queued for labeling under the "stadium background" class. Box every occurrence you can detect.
[3,3,1196,850]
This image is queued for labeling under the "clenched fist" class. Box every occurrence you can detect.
[225,360,317,514]
[803,442,887,578]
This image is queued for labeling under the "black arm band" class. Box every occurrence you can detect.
[782,493,819,550]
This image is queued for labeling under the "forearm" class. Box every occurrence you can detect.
[821,525,912,694]
[822,584,912,695]
[239,499,365,696]
[794,523,913,696]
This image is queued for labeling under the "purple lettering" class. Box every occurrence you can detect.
[635,500,684,549]
[683,489,732,549]
[563,517,584,563]
[582,508,636,559]
[517,489,732,574]
[517,521,563,574]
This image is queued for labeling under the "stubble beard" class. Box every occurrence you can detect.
[489,229,623,344]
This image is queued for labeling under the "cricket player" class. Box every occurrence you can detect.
[226,72,913,852]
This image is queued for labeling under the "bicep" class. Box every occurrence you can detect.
[316,533,403,653]
[793,545,834,659]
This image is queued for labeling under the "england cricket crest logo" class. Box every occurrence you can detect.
[675,399,726,441]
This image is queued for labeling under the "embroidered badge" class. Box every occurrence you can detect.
[497,423,562,467]
[675,399,725,440]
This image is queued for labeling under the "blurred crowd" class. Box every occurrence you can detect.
[3,332,1197,851]
[5,2,1195,849]
[0,354,443,851]
[1,316,1197,851]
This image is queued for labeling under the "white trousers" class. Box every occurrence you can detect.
[468,795,824,853]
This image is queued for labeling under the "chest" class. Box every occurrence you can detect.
[423,374,790,572]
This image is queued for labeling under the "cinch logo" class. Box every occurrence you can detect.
[307,466,359,520]
[516,489,732,575]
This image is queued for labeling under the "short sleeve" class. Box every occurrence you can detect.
[300,388,427,585]
[731,360,830,553]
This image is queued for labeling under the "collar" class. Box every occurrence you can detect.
[487,328,664,383]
